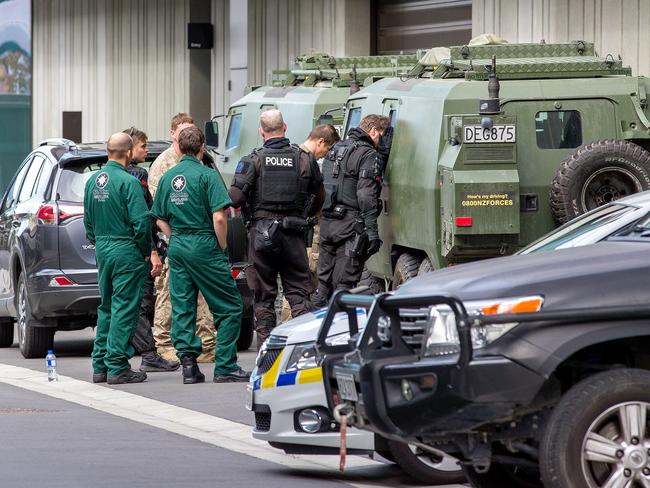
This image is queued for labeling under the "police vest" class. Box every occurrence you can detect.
[322,139,374,211]
[254,145,303,214]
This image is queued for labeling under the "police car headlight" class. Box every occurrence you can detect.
[284,342,318,372]
[421,296,544,357]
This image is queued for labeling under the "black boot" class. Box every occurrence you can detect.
[213,367,251,383]
[311,289,329,308]
[92,371,107,383]
[140,351,180,372]
[107,369,147,385]
[181,355,205,384]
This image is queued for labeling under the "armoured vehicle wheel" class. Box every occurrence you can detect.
[358,267,385,294]
[418,258,434,276]
[16,274,53,358]
[237,316,254,351]
[550,140,650,225]
[540,369,650,488]
[0,318,14,347]
[387,440,465,484]
[392,253,422,289]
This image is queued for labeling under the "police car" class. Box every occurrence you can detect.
[246,307,464,484]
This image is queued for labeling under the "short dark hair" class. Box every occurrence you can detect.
[170,113,194,131]
[178,126,205,155]
[122,127,147,144]
[359,114,390,134]
[308,124,340,147]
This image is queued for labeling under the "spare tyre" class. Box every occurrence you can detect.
[550,139,650,225]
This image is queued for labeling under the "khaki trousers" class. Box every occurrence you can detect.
[153,260,216,356]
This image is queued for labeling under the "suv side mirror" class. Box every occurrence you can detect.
[205,121,219,148]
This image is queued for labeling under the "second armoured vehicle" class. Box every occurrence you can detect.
[342,40,650,288]
[214,40,650,292]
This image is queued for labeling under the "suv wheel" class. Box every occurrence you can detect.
[541,368,650,488]
[387,439,465,484]
[0,317,14,347]
[16,274,54,358]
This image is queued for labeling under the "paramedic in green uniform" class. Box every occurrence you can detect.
[151,126,249,384]
[84,132,151,384]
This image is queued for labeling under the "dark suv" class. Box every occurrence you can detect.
[318,233,650,487]
[0,139,253,358]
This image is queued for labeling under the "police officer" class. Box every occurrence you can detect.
[229,109,324,347]
[122,127,179,373]
[84,132,151,384]
[152,126,248,384]
[312,115,390,307]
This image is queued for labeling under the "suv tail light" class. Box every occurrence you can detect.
[37,205,57,225]
[37,204,84,225]
[49,276,77,287]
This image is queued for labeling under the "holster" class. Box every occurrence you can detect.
[322,204,347,220]
[345,232,368,259]
[253,219,283,256]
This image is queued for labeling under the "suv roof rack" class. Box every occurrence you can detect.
[39,138,78,151]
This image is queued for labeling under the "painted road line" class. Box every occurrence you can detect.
[0,363,419,488]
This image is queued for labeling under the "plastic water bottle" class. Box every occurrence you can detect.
[46,350,58,382]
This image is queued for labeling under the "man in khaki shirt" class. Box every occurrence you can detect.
[280,124,339,322]
[149,113,216,363]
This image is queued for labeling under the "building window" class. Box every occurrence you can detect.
[535,111,582,149]
[226,113,242,150]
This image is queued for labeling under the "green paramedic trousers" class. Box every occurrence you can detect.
[92,239,148,377]
[168,234,242,375]
[92,237,149,376]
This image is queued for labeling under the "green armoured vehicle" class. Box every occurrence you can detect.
[209,52,418,258]
[346,40,650,287]
[212,41,650,291]
[212,52,418,176]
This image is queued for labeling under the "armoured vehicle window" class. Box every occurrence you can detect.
[519,203,636,254]
[345,107,362,136]
[226,113,242,150]
[535,110,582,149]
[389,109,397,128]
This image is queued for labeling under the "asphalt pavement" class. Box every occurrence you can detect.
[0,326,468,488]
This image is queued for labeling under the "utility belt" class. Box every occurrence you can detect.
[252,215,318,256]
[322,204,360,220]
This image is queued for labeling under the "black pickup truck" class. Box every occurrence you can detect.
[317,235,650,488]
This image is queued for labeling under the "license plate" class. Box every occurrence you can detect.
[245,384,254,411]
[464,124,516,143]
[336,373,358,402]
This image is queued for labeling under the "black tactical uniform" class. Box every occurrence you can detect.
[312,127,383,306]
[229,137,324,346]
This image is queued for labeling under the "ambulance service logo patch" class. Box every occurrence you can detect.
[172,175,187,192]
[95,172,109,189]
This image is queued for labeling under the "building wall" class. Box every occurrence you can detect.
[33,0,191,143]
[246,0,371,88]
[472,0,650,77]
